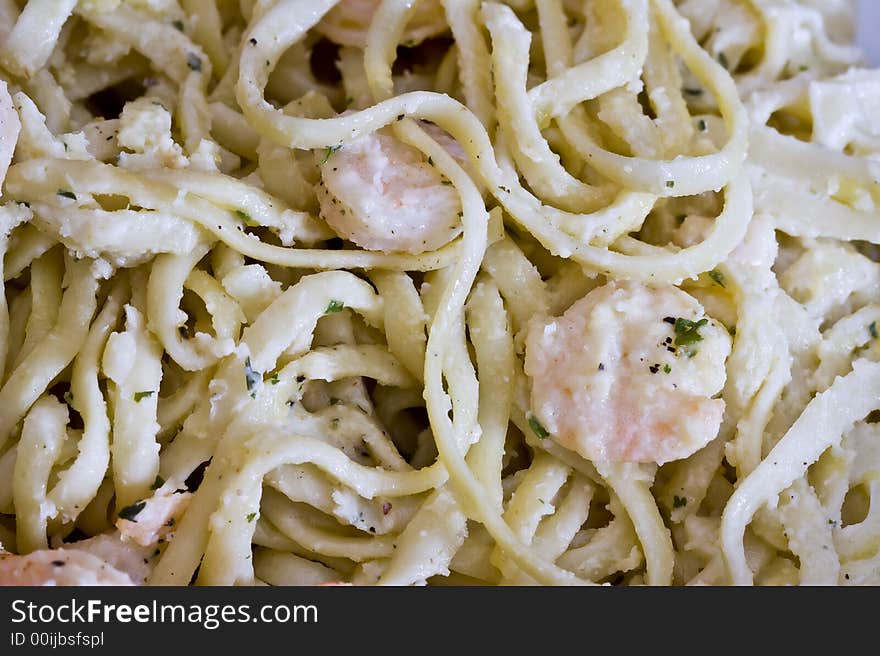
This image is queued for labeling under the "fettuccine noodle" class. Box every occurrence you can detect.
[0,0,878,587]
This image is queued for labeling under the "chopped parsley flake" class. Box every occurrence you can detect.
[663,363,672,374]
[172,19,184,31]
[697,119,707,132]
[320,144,342,164]
[708,270,726,287]
[325,299,344,314]
[673,495,687,508]
[235,209,254,224]
[118,501,147,522]
[671,317,707,359]
[151,475,165,490]
[134,390,155,402]
[244,357,260,398]
[57,189,76,200]
[673,317,708,348]
[528,415,550,439]
[869,321,878,339]
[666,180,675,189]
[246,512,257,523]
[186,53,202,71]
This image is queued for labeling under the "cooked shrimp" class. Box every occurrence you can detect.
[524,281,732,465]
[0,548,134,586]
[0,481,191,586]
[0,80,20,191]
[316,0,448,48]
[317,128,462,254]
[115,480,192,547]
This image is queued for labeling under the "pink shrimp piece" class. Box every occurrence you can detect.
[0,481,192,586]
[316,581,354,586]
[317,128,463,254]
[316,0,448,48]
[115,481,192,547]
[524,281,731,465]
[0,548,134,586]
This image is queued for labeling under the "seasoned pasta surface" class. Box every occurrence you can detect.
[0,0,878,587]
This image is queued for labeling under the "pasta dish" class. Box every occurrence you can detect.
[0,0,878,586]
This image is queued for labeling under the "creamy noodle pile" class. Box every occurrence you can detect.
[0,0,878,586]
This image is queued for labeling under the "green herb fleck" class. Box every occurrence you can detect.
[666,180,675,189]
[172,19,184,31]
[320,144,342,164]
[244,357,260,398]
[869,321,878,339]
[119,501,147,522]
[57,189,76,200]
[325,299,344,314]
[528,415,550,439]
[270,374,279,385]
[663,363,671,374]
[134,391,155,402]
[186,53,202,71]
[235,209,255,225]
[708,270,725,288]
[151,475,165,490]
[673,317,708,348]
[697,119,707,132]
[246,512,257,523]
[673,495,687,509]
